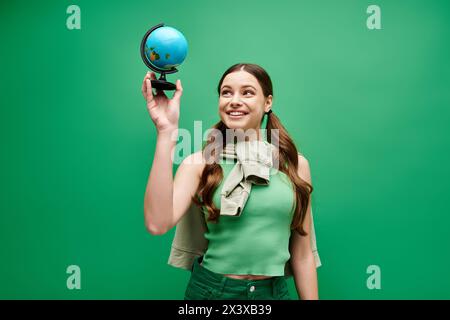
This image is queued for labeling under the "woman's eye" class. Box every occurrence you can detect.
[221,90,253,96]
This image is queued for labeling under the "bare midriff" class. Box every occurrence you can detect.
[200,261,274,280]
[222,274,274,280]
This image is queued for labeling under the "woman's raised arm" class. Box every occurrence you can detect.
[141,72,204,235]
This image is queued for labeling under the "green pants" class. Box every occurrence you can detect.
[184,256,292,300]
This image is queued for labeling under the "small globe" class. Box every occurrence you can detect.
[144,26,188,71]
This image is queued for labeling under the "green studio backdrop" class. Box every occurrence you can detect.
[0,0,449,299]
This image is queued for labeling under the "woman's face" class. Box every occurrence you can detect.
[219,70,272,133]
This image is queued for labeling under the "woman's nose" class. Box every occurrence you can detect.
[230,94,243,105]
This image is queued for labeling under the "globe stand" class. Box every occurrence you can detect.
[140,22,180,91]
[150,72,176,91]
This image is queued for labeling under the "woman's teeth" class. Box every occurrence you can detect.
[229,112,246,116]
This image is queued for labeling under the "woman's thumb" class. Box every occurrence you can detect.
[172,79,183,101]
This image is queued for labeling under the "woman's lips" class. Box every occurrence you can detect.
[226,111,248,119]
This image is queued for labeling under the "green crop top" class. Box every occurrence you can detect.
[200,158,296,276]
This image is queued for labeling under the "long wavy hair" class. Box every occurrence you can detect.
[192,63,313,236]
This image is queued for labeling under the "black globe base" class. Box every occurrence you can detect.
[151,79,176,91]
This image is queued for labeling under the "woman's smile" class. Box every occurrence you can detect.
[226,110,249,119]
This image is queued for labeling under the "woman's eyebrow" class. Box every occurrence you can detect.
[221,85,256,90]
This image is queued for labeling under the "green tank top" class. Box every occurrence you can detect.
[201,158,295,276]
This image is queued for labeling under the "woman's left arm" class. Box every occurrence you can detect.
[289,155,319,300]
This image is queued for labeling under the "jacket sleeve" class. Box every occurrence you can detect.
[167,202,209,271]
[285,206,322,277]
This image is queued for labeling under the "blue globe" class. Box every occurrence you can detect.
[144,26,188,71]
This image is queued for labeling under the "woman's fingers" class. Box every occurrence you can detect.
[172,79,183,102]
[148,72,163,97]
[145,77,154,104]
[142,72,152,99]
[143,71,179,102]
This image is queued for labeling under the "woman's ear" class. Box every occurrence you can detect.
[265,95,273,112]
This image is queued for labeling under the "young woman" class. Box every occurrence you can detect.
[142,63,319,300]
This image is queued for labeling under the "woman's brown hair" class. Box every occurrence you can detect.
[192,63,313,236]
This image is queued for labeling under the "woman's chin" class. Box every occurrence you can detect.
[223,117,246,126]
[225,122,248,130]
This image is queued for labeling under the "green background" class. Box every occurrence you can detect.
[1,0,449,299]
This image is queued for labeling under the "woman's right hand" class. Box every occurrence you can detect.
[141,71,183,134]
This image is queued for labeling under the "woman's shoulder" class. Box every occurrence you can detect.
[180,150,207,176]
[297,153,309,166]
[297,153,312,183]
